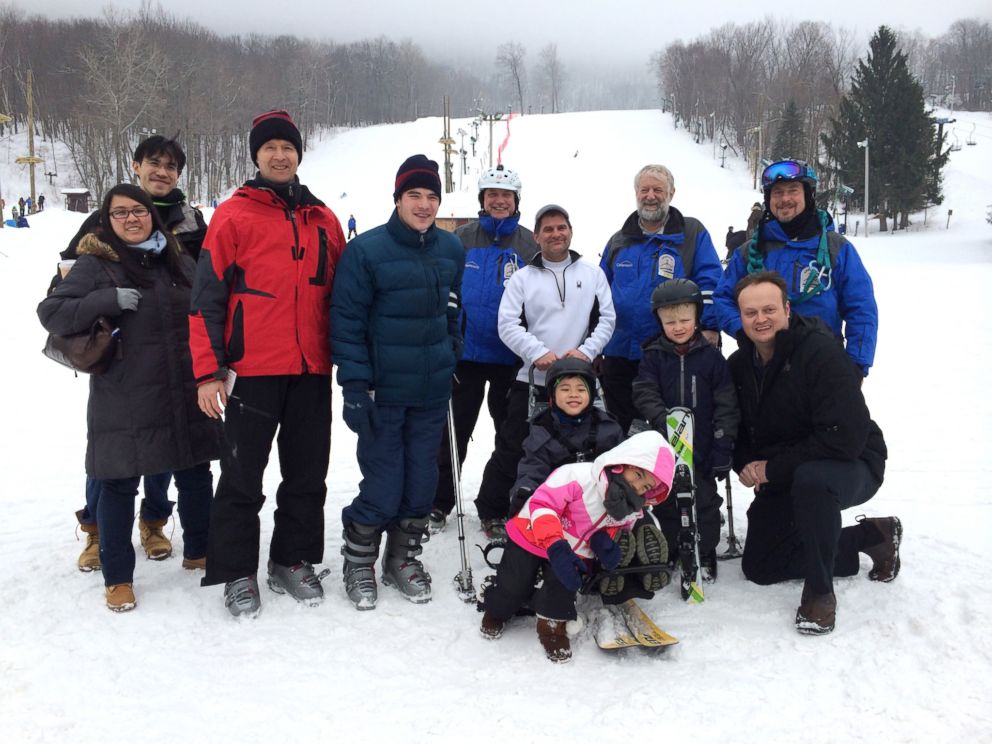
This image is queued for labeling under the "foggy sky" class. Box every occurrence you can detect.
[21,0,992,66]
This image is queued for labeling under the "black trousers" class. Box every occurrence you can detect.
[654,471,723,559]
[433,361,517,515]
[484,540,577,621]
[741,459,880,595]
[202,374,331,586]
[600,356,640,434]
[474,382,535,520]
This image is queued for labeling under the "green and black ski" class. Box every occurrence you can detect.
[666,407,705,604]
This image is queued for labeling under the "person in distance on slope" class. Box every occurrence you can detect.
[480,431,675,663]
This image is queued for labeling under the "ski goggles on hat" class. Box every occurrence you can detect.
[761,159,817,189]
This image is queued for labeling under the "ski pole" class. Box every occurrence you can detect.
[719,476,744,560]
[447,398,476,602]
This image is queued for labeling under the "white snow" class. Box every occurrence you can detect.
[1,109,990,742]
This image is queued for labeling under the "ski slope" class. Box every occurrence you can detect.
[1,109,990,742]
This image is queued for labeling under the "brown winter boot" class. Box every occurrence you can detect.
[857,515,902,582]
[182,557,207,571]
[480,612,505,640]
[795,582,836,635]
[138,518,172,560]
[536,617,572,663]
[105,583,137,613]
[76,513,101,572]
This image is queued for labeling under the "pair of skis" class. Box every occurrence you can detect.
[595,599,679,649]
[666,407,706,604]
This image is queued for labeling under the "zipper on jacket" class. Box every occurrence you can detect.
[679,355,685,406]
[287,209,307,372]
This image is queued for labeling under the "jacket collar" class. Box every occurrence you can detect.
[620,205,687,242]
[386,208,437,249]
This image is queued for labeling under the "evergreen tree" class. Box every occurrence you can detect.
[772,99,805,161]
[822,26,948,231]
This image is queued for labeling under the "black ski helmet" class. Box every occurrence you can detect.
[761,158,817,206]
[651,278,703,321]
[546,357,597,410]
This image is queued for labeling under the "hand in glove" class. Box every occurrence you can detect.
[589,531,622,570]
[116,288,142,312]
[341,387,378,438]
[545,539,587,593]
[710,441,734,481]
[603,471,646,520]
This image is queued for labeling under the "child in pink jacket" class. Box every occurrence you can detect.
[479,431,675,662]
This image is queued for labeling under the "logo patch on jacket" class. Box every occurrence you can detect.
[465,261,481,270]
[616,260,634,269]
[799,265,821,292]
[658,254,676,279]
[503,261,517,281]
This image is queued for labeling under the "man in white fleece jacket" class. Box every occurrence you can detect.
[473,204,616,539]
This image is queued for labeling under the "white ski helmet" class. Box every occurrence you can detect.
[478,165,522,210]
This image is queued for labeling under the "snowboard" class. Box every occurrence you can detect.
[595,599,679,650]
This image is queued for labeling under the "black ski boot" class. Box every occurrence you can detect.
[342,522,381,611]
[598,529,637,596]
[382,517,432,603]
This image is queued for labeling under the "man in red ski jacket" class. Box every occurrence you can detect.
[190,109,346,618]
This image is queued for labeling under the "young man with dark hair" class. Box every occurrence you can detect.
[58,134,209,572]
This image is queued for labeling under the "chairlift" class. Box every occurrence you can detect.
[966,124,977,146]
[950,129,962,152]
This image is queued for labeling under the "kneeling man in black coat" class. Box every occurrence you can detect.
[729,271,900,635]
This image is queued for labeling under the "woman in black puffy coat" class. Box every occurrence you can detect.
[38,184,221,612]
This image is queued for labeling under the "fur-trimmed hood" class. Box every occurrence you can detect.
[76,233,120,262]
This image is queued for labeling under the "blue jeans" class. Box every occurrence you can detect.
[79,472,173,525]
[97,462,213,586]
[343,404,448,529]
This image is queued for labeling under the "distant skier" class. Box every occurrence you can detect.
[37,194,45,211]
[480,431,675,663]
[347,213,357,239]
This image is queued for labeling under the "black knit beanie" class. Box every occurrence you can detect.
[249,109,303,165]
[393,154,442,202]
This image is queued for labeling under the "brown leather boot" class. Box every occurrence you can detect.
[795,582,836,635]
[182,557,207,571]
[480,612,505,640]
[106,583,137,612]
[76,516,101,572]
[857,515,902,582]
[138,518,172,560]
[536,617,572,663]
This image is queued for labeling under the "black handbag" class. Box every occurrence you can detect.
[42,261,123,375]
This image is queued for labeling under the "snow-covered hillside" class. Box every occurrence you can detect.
[1,109,990,742]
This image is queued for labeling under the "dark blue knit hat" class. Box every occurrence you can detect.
[393,154,442,202]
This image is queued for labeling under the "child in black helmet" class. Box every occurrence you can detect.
[632,278,740,581]
[510,357,624,515]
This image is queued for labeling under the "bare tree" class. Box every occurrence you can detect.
[538,43,565,113]
[496,42,527,114]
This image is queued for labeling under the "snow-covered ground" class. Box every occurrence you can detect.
[1,109,990,742]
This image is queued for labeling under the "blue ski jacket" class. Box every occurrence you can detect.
[456,214,538,365]
[599,207,722,361]
[713,216,878,375]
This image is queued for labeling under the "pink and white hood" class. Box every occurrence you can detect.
[506,431,676,560]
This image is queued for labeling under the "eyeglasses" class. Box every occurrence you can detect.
[109,207,151,221]
[761,160,817,189]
